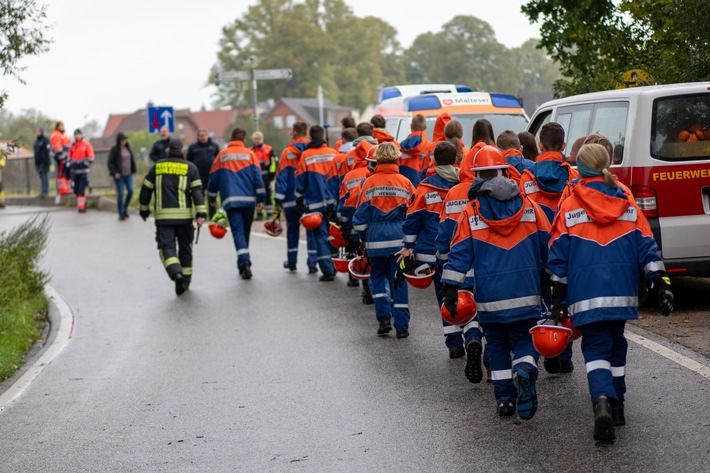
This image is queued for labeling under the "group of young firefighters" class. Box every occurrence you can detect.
[138,113,675,443]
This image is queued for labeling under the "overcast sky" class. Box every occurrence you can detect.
[2,0,541,135]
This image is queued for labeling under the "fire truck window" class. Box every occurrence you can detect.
[591,102,629,165]
[652,94,710,161]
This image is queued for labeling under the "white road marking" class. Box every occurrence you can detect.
[0,285,74,412]
[626,331,710,381]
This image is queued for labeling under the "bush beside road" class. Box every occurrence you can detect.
[0,215,49,381]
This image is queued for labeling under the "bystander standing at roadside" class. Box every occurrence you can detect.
[108,132,136,221]
[33,127,51,197]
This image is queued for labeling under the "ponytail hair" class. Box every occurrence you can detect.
[576,144,618,188]
[444,120,464,164]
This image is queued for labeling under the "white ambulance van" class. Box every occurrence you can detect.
[526,82,710,276]
[375,89,529,145]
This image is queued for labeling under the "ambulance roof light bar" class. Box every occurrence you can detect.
[491,93,523,108]
[404,95,442,112]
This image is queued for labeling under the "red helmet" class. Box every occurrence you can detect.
[365,145,379,163]
[208,223,227,239]
[300,212,323,230]
[440,290,477,325]
[328,235,348,248]
[529,323,573,358]
[472,145,509,172]
[348,255,371,280]
[404,264,436,289]
[559,314,582,340]
[263,215,283,237]
[329,222,344,240]
[332,257,352,273]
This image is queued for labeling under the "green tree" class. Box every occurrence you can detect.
[229,116,290,155]
[0,108,54,148]
[211,0,402,111]
[0,0,51,108]
[521,0,710,96]
[505,39,561,94]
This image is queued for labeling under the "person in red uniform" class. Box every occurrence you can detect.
[50,121,71,200]
[251,131,276,220]
[68,129,94,213]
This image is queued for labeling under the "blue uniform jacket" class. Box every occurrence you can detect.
[548,177,664,327]
[442,189,551,325]
[274,139,308,212]
[208,140,265,210]
[352,163,415,257]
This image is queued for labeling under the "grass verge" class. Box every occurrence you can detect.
[0,214,50,382]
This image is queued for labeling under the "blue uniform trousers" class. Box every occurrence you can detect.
[580,320,627,402]
[285,209,317,268]
[227,207,254,271]
[370,255,410,331]
[486,318,539,403]
[307,218,335,275]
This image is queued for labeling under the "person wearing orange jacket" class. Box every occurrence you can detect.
[353,142,415,338]
[324,127,358,217]
[50,121,71,200]
[274,122,318,272]
[208,127,265,280]
[421,113,450,179]
[295,125,338,281]
[461,118,496,170]
[398,114,429,187]
[421,116,468,179]
[519,121,579,374]
[435,141,486,380]
[332,116,356,151]
[251,131,276,220]
[337,141,377,300]
[370,114,399,147]
[68,129,94,213]
[496,130,534,183]
[398,141,461,357]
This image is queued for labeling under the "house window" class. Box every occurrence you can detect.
[286,114,297,128]
[273,116,284,128]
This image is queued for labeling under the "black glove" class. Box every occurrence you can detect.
[208,206,216,219]
[394,255,417,288]
[652,272,674,316]
[196,212,207,220]
[442,283,459,317]
[340,224,352,243]
[549,280,567,321]
[325,207,339,224]
[139,210,150,221]
[296,197,306,215]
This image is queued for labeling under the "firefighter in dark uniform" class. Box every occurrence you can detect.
[139,139,207,295]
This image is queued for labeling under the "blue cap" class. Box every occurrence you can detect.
[168,138,183,149]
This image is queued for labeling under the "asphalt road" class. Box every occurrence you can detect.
[1,206,709,472]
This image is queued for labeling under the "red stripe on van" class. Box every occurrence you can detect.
[613,164,710,218]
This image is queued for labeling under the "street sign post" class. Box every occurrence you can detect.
[147,106,175,133]
[216,68,293,132]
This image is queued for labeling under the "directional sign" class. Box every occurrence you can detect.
[254,68,293,80]
[219,71,250,82]
[148,106,175,133]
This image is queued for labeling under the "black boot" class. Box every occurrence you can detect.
[240,265,252,280]
[497,400,516,417]
[362,284,374,305]
[610,399,626,426]
[543,356,562,374]
[464,340,483,383]
[174,273,186,295]
[593,397,615,442]
[377,319,392,336]
[448,346,465,359]
[283,261,297,271]
[559,359,574,374]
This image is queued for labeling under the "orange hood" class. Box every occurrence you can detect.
[432,113,451,143]
[572,177,631,225]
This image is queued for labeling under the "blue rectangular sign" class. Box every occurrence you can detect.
[147,106,175,133]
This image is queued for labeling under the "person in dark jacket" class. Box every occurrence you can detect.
[139,139,206,295]
[186,128,220,191]
[33,127,52,197]
[108,132,137,220]
[149,126,171,163]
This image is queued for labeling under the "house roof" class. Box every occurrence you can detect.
[191,109,238,136]
[102,113,130,138]
[274,98,357,125]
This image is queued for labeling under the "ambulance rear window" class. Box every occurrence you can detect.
[652,93,710,161]
[425,113,529,146]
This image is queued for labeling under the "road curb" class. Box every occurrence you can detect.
[0,285,74,412]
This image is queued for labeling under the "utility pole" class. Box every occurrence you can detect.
[250,63,259,133]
